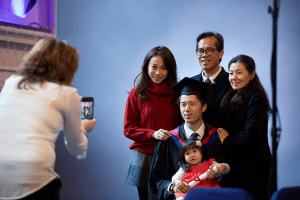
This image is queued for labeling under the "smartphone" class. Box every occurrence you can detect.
[81,97,94,119]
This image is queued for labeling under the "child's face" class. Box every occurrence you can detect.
[184,148,203,165]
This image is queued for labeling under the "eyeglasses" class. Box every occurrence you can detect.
[195,48,218,56]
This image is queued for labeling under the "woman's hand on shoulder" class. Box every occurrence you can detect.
[217,128,229,144]
[152,129,171,141]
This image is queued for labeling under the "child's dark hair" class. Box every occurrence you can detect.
[178,137,208,172]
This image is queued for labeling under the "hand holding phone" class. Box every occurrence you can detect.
[81,97,94,120]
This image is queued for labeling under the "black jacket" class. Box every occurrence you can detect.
[191,67,232,128]
[221,92,271,200]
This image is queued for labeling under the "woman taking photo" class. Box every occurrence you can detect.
[0,38,96,200]
[124,46,180,200]
[218,54,272,200]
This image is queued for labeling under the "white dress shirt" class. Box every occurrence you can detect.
[201,66,222,84]
[184,121,205,140]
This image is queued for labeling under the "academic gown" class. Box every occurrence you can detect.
[148,123,223,200]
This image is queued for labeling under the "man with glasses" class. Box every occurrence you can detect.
[192,32,232,128]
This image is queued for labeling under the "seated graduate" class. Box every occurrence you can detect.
[148,77,224,200]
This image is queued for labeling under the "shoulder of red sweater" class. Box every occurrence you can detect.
[128,87,138,95]
[125,88,139,104]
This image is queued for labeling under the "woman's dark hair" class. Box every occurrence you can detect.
[196,31,224,63]
[178,137,208,172]
[18,37,79,89]
[221,54,272,115]
[134,46,178,102]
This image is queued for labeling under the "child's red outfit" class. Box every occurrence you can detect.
[175,158,220,199]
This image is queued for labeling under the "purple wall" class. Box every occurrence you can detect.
[56,0,300,199]
[0,0,55,33]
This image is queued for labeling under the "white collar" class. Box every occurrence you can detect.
[202,66,222,84]
[184,121,205,140]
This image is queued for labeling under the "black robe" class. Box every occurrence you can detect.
[148,123,223,200]
[191,67,232,128]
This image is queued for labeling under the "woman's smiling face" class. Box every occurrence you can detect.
[148,56,168,85]
[229,62,255,90]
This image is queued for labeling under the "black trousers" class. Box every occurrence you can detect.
[20,178,62,200]
[137,187,148,200]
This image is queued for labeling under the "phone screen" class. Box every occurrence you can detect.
[81,97,94,119]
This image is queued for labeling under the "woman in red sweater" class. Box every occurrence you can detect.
[124,46,180,200]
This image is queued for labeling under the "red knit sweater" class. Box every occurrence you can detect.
[123,81,179,154]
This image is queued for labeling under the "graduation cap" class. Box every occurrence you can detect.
[172,77,212,101]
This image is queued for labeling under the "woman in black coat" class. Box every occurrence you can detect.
[218,55,272,200]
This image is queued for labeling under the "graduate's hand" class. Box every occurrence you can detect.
[216,163,227,172]
[217,163,230,174]
[174,181,191,193]
[206,165,221,180]
[217,128,229,144]
[152,129,171,141]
